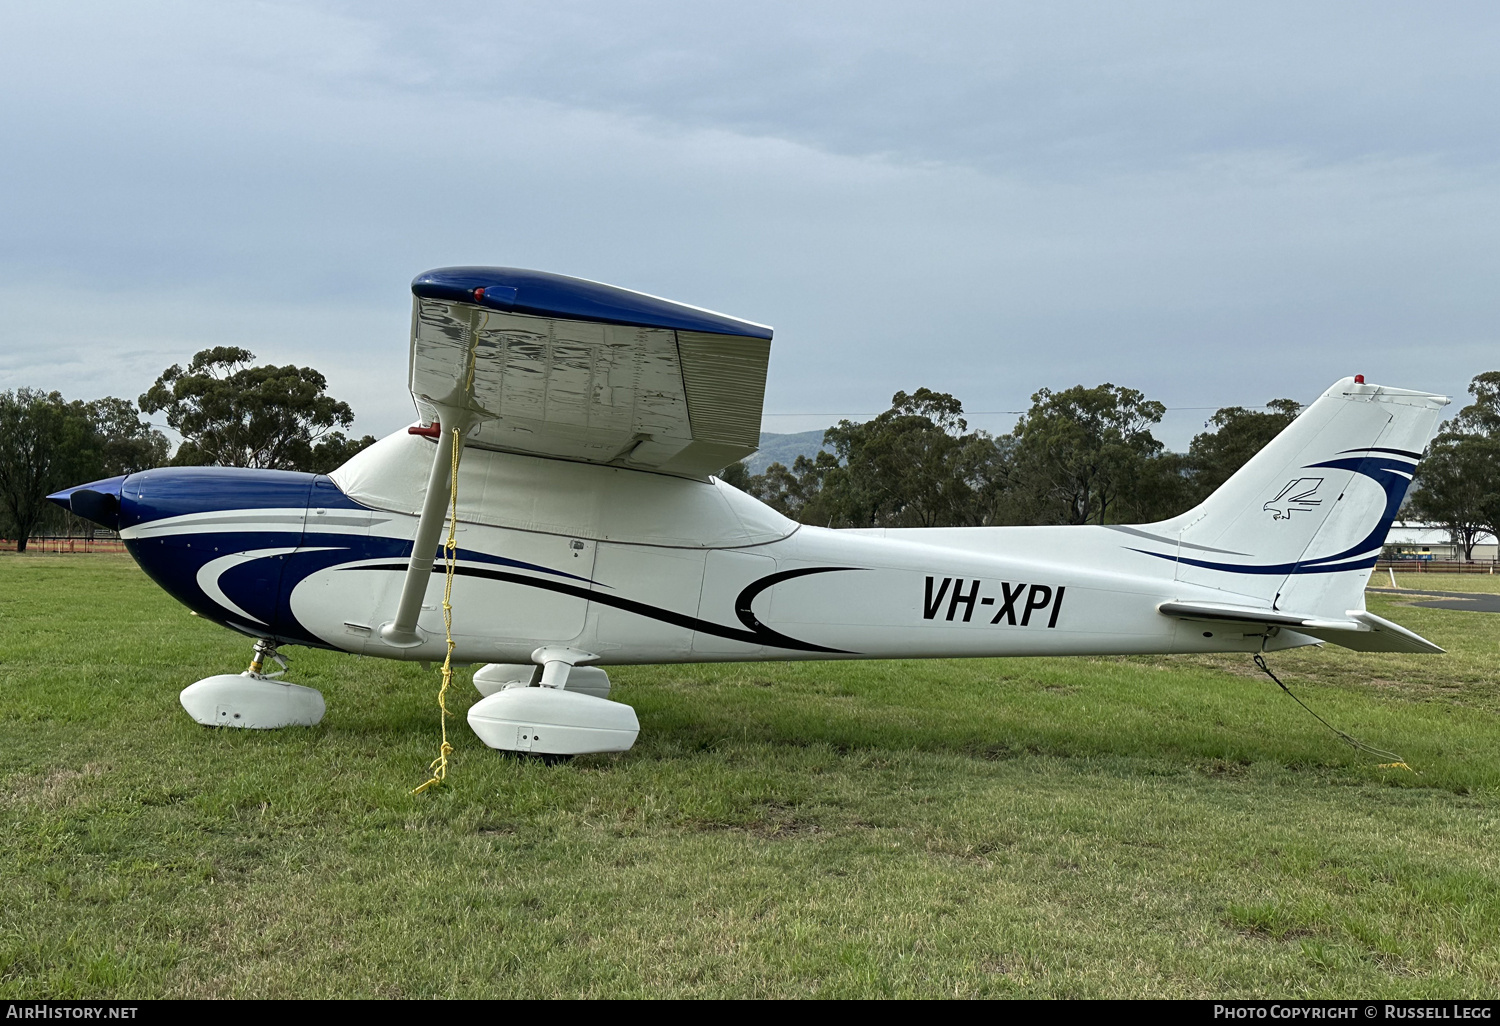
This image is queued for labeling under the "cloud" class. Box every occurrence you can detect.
[1,1,1498,451]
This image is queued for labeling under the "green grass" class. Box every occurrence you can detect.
[1,554,1497,998]
[1379,570,1500,594]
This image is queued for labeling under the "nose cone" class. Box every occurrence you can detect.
[47,475,128,530]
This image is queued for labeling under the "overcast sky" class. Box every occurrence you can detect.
[2,1,1497,449]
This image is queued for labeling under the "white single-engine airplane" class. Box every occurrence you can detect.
[52,267,1449,757]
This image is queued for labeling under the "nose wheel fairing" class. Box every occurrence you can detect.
[180,673,326,729]
[179,640,326,729]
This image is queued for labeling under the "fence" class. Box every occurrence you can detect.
[0,537,129,554]
[1376,559,1499,574]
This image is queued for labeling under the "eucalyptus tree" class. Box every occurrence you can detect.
[1006,383,1167,526]
[0,389,99,550]
[87,396,171,476]
[1409,371,1500,560]
[1184,399,1302,503]
[140,347,372,473]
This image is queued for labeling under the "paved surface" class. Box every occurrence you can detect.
[1367,588,1500,613]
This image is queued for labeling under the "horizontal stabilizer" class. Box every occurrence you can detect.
[1306,611,1445,654]
[1157,601,1442,654]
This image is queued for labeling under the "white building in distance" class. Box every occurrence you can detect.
[1384,522,1498,561]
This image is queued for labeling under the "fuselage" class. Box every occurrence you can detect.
[84,430,1311,667]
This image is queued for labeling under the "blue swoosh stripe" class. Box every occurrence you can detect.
[1130,548,1379,575]
[1124,452,1414,577]
[1296,456,1413,568]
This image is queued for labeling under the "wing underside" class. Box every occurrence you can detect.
[408,273,771,478]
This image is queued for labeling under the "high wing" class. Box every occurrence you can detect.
[407,267,773,479]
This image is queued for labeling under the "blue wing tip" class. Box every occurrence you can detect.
[411,266,773,340]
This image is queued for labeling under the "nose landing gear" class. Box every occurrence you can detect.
[179,639,326,729]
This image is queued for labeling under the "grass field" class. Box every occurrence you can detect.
[1,555,1497,998]
[1380,569,1500,594]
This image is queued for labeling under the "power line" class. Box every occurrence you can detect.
[761,411,1027,418]
[760,403,1292,418]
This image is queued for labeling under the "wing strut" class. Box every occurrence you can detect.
[378,412,474,648]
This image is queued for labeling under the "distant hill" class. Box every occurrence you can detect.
[743,429,830,475]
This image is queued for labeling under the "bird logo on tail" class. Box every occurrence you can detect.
[1264,477,1324,520]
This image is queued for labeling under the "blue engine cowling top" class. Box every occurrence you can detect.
[49,467,367,648]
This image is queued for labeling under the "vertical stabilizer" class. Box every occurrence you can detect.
[1145,378,1448,614]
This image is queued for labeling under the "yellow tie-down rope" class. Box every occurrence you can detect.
[413,426,463,795]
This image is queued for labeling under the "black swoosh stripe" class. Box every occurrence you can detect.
[347,562,857,654]
[734,566,863,651]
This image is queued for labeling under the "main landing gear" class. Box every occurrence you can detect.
[177,642,637,758]
[466,649,639,757]
[178,639,326,729]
